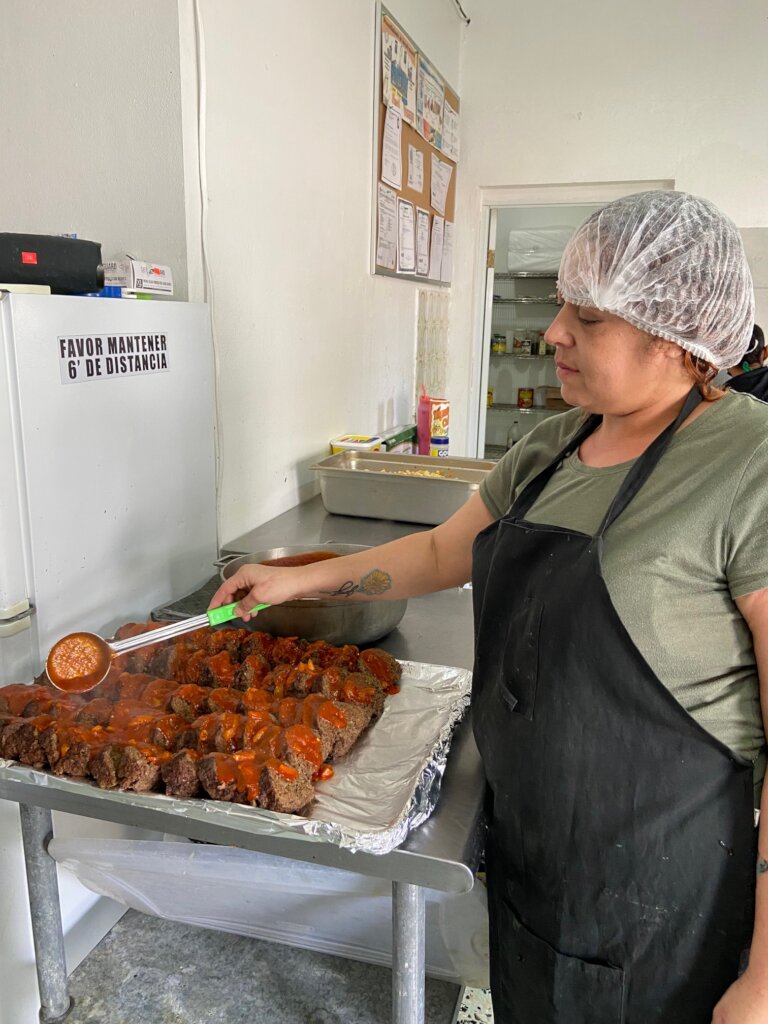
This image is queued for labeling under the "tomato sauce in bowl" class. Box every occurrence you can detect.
[259,551,341,568]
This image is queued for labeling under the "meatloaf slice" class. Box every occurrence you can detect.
[198,651,238,689]
[136,677,179,708]
[259,760,314,815]
[149,713,189,750]
[161,749,202,799]
[88,743,169,791]
[204,687,242,714]
[328,701,371,758]
[281,723,323,779]
[197,752,239,802]
[239,631,276,663]
[270,636,307,667]
[117,744,170,792]
[169,684,210,720]
[43,724,108,777]
[358,648,402,693]
[198,750,314,813]
[0,716,27,759]
[204,628,248,657]
[233,654,271,691]
[180,711,244,754]
[15,716,56,767]
[181,649,208,686]
[88,745,122,789]
[316,668,384,720]
[0,684,52,717]
[75,697,114,727]
[148,642,188,681]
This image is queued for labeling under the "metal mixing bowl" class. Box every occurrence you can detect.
[219,543,408,645]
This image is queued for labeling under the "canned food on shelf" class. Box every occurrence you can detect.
[430,400,450,437]
[517,387,534,409]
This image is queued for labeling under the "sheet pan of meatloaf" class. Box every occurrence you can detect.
[0,659,470,854]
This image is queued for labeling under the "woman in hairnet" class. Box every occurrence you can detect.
[726,323,768,400]
[213,191,768,1024]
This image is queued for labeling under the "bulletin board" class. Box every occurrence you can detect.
[373,6,460,286]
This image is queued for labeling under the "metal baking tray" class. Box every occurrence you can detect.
[311,451,495,525]
[0,660,471,855]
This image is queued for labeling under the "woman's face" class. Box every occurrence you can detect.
[544,302,685,414]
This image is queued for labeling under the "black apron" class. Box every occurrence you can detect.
[472,389,756,1024]
[725,367,768,402]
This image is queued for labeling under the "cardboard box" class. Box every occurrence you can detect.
[103,258,174,295]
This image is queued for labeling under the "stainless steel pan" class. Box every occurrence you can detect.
[219,544,407,645]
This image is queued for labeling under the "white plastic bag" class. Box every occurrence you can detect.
[507,226,573,273]
[49,837,489,987]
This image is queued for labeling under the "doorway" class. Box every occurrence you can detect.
[468,180,674,458]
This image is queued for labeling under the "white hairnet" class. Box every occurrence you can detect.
[557,191,754,369]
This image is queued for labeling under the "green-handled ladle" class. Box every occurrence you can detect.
[45,601,270,694]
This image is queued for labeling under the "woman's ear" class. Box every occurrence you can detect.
[658,337,685,363]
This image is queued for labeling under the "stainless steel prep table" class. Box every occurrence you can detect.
[0,495,485,1024]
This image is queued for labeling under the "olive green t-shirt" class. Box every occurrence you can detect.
[479,390,768,796]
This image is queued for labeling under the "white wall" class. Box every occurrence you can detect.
[0,0,188,295]
[0,8,185,1022]
[448,0,768,452]
[183,0,464,543]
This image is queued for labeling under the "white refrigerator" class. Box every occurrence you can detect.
[0,293,218,1024]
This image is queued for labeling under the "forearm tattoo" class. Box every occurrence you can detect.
[758,856,768,876]
[322,569,393,598]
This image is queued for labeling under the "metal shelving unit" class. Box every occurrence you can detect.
[493,297,558,305]
[494,272,558,280]
[486,404,559,414]
[490,352,552,360]
[486,272,561,456]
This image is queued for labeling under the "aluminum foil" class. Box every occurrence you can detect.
[0,660,471,855]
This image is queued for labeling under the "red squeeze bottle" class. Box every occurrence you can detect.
[417,385,432,455]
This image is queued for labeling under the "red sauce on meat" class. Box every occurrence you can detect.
[284,723,322,768]
[207,687,241,712]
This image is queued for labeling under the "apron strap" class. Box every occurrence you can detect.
[509,413,602,519]
[596,385,703,536]
[507,386,703,529]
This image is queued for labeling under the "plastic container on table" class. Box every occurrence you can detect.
[330,435,384,454]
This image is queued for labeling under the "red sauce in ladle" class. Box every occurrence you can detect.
[46,632,112,694]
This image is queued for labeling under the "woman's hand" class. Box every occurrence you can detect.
[208,492,495,623]
[209,565,306,621]
[712,970,768,1023]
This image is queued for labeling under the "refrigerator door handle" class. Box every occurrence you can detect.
[0,601,34,625]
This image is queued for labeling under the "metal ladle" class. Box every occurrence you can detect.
[45,600,270,694]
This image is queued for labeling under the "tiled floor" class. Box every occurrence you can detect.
[454,987,494,1023]
[66,910,463,1023]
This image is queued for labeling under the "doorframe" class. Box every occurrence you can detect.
[467,179,674,457]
